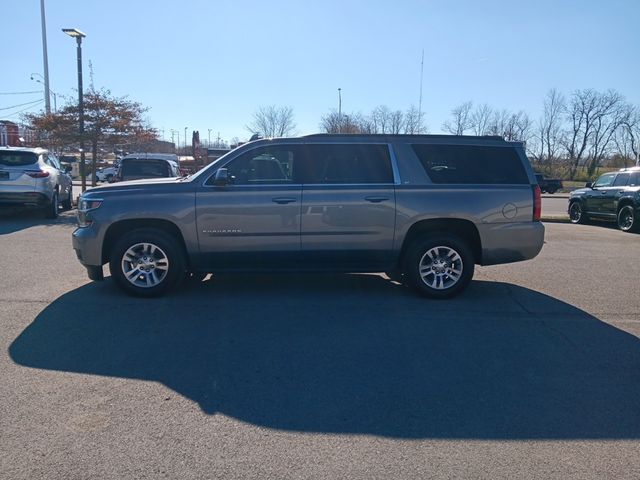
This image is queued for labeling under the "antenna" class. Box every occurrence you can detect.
[418,49,424,124]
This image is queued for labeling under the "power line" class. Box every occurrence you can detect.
[0,99,46,111]
[3,100,44,118]
[0,90,42,95]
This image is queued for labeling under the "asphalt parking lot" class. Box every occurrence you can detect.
[1,209,639,479]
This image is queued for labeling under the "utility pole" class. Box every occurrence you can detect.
[40,0,51,114]
[208,129,212,146]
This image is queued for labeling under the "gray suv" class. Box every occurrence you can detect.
[72,135,544,298]
[0,147,73,218]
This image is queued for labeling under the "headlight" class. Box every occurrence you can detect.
[77,198,103,228]
[79,198,103,211]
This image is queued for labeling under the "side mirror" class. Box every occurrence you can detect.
[213,168,230,186]
[585,182,593,188]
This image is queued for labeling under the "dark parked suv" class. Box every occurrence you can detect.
[568,166,640,232]
[72,135,545,298]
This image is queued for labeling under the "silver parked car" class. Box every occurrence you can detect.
[0,147,73,218]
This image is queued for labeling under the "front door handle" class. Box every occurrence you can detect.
[272,197,296,204]
[364,196,389,203]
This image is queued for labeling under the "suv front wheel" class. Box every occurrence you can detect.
[109,228,185,297]
[569,201,588,224]
[405,234,474,299]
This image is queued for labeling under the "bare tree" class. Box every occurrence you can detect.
[246,105,296,138]
[371,105,392,134]
[585,90,627,176]
[442,101,474,135]
[563,89,600,179]
[404,105,427,134]
[534,89,566,169]
[617,105,639,165]
[319,110,362,134]
[388,110,405,134]
[470,104,493,136]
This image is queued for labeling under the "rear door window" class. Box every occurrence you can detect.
[612,173,630,187]
[0,151,38,167]
[411,144,529,184]
[304,144,393,184]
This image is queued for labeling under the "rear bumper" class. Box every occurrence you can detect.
[478,221,545,266]
[0,192,49,206]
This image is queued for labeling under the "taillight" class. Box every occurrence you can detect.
[533,184,541,221]
[25,170,50,178]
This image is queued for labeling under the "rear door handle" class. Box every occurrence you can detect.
[364,196,389,203]
[272,197,296,204]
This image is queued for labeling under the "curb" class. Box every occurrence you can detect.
[541,216,570,223]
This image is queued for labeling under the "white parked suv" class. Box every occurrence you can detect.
[0,147,73,218]
[96,166,118,183]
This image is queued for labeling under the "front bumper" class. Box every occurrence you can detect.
[72,226,103,268]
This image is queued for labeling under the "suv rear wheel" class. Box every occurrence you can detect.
[109,228,185,297]
[617,205,639,233]
[404,234,474,299]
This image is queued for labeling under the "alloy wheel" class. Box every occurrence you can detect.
[121,242,170,288]
[418,246,463,290]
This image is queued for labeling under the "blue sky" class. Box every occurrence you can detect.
[2,0,639,145]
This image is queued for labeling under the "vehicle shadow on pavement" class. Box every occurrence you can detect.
[0,208,76,235]
[9,275,640,439]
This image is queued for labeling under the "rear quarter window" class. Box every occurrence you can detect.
[411,144,529,184]
[0,151,38,167]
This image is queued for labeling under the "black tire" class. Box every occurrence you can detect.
[547,188,557,194]
[109,228,185,297]
[404,233,474,299]
[617,205,639,233]
[61,187,73,210]
[106,174,114,183]
[569,201,588,224]
[44,190,59,219]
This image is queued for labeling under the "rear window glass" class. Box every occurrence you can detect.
[121,159,170,178]
[630,172,640,186]
[0,151,38,166]
[411,144,529,184]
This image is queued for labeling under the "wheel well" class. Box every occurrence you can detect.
[102,219,188,265]
[399,218,482,265]
[617,199,634,212]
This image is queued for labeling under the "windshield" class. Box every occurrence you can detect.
[121,159,170,178]
[0,151,38,167]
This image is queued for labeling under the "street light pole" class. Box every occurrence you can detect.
[338,88,342,133]
[208,128,212,146]
[40,0,51,114]
[184,127,188,152]
[62,28,87,192]
[30,73,58,113]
